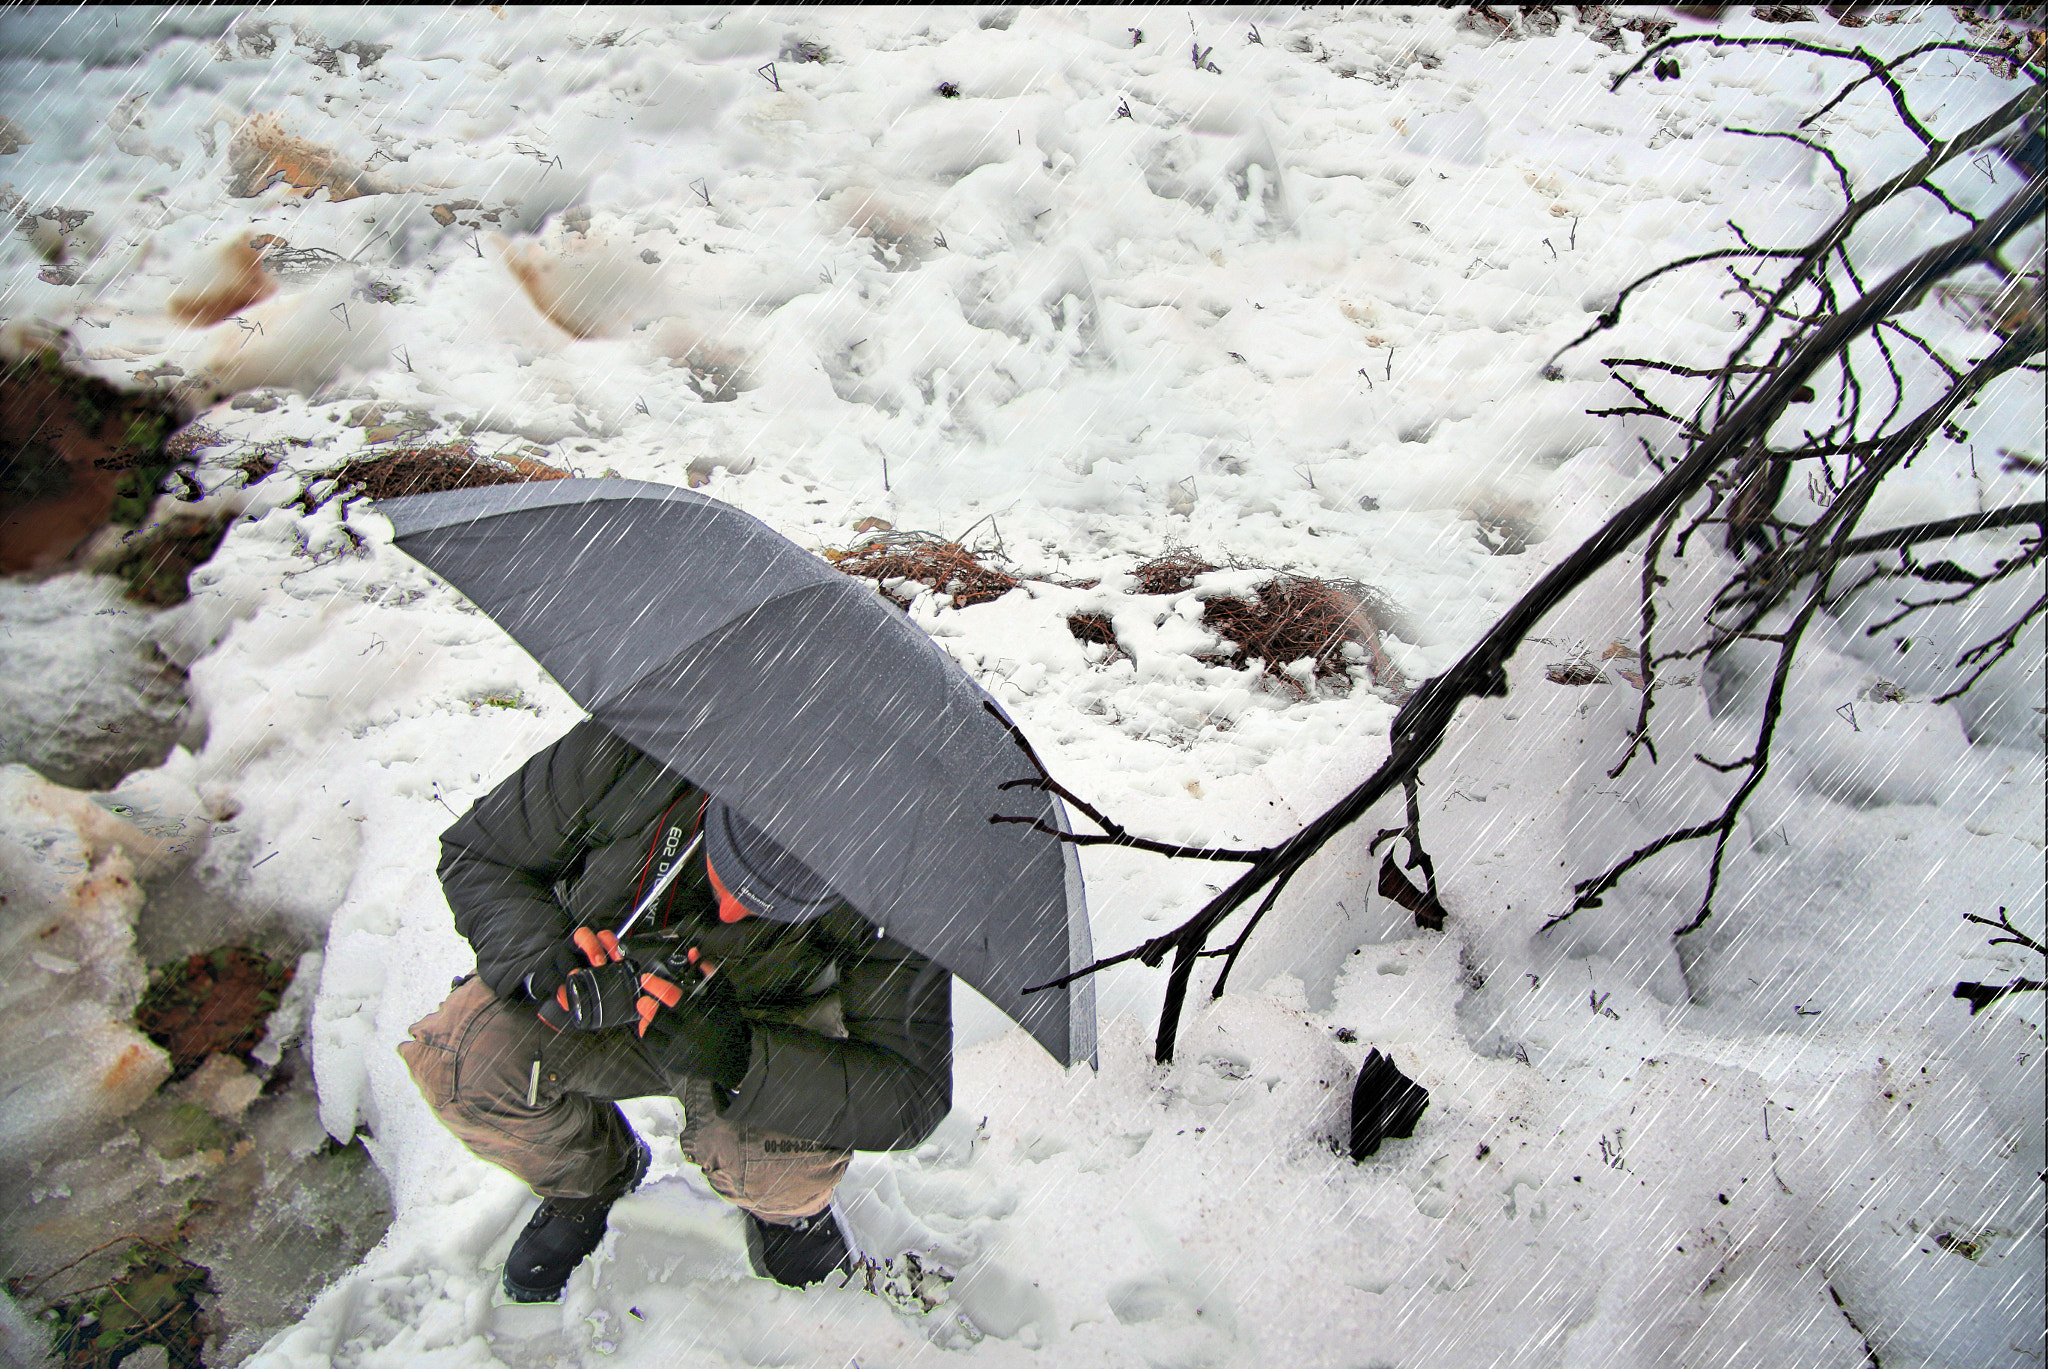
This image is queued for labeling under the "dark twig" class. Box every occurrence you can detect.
[1839,502,2047,558]
[1201,864,1301,999]
[1935,588,2047,703]
[12,1234,162,1300]
[1610,501,1684,780]
[1964,906,2047,957]
[1954,907,2046,1012]
[985,703,1267,863]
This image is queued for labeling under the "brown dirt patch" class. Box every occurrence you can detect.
[101,511,236,607]
[134,947,295,1081]
[827,531,1021,608]
[2,346,190,574]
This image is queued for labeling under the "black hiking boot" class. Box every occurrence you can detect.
[746,1206,857,1288]
[501,1135,650,1304]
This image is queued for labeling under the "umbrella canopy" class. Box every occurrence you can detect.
[377,478,1095,1068]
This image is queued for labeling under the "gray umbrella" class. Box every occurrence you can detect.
[377,477,1096,1068]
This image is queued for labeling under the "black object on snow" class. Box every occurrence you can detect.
[502,1136,649,1303]
[748,1207,857,1287]
[1349,1049,1429,1161]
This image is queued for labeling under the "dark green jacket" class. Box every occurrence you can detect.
[438,718,951,1152]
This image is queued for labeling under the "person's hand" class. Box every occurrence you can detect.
[531,928,640,1031]
[525,927,622,997]
[630,943,714,1035]
[635,958,752,1094]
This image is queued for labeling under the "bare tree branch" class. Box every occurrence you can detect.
[1837,502,2047,557]
[1034,178,2045,1061]
[985,701,1269,863]
[1965,906,2048,957]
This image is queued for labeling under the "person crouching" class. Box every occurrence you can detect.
[398,719,952,1301]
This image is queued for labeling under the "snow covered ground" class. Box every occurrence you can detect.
[1,6,2041,1367]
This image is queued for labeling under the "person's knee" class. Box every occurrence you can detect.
[399,976,542,1121]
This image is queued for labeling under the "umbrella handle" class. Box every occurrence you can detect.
[615,832,703,941]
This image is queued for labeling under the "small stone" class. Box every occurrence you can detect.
[179,1052,264,1120]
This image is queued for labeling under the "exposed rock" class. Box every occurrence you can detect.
[0,575,191,789]
[0,765,389,1365]
[0,765,174,1166]
[174,1052,265,1120]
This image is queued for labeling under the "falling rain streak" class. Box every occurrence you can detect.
[0,6,2039,1368]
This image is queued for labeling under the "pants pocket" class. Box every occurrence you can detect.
[398,976,499,1110]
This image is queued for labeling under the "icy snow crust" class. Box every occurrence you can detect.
[1,6,2041,1367]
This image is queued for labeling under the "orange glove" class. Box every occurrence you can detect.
[535,927,629,1030]
[635,946,718,1037]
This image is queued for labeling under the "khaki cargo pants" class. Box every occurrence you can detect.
[399,975,849,1222]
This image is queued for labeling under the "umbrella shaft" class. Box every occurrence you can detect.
[617,832,703,940]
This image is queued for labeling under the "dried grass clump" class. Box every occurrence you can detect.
[1128,546,1410,697]
[1066,611,1117,646]
[827,531,1020,608]
[1129,547,1218,595]
[163,423,228,462]
[1200,574,1408,697]
[1066,610,1128,665]
[315,440,568,505]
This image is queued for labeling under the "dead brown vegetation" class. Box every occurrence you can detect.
[827,531,1021,608]
[1201,575,1409,698]
[313,440,569,506]
[1066,611,1117,647]
[1129,549,1407,697]
[1129,548,1217,595]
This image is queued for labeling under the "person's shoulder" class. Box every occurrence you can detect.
[553,720,691,790]
[811,906,934,966]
